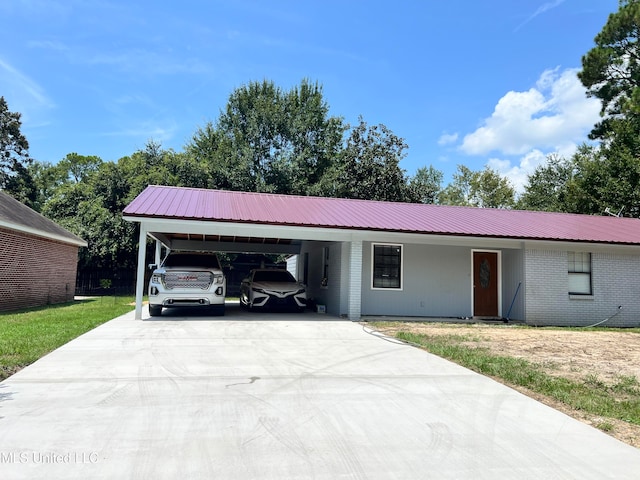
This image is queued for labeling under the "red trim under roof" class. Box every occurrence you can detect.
[123,185,640,245]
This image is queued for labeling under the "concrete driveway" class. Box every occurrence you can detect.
[1,305,640,479]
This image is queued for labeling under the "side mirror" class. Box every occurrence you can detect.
[148,263,158,270]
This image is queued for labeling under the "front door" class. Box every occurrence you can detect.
[473,251,498,317]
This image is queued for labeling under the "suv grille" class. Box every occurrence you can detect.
[163,272,213,290]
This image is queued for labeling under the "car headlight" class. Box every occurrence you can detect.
[151,274,162,284]
[252,287,266,294]
[294,289,306,295]
[213,274,224,284]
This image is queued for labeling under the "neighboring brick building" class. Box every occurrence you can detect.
[0,191,87,312]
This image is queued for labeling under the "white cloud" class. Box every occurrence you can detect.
[88,49,211,76]
[100,119,178,143]
[515,0,566,32]
[488,142,585,194]
[460,67,599,156]
[28,39,70,52]
[488,149,548,193]
[438,132,458,146]
[456,67,601,192]
[0,57,54,120]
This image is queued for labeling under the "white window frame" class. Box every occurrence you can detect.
[371,243,403,291]
[568,251,592,296]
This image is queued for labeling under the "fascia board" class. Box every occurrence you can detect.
[123,216,640,251]
[0,219,87,247]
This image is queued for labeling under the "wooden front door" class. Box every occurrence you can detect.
[473,251,498,317]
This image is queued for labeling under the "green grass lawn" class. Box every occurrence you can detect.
[387,328,640,429]
[0,296,134,381]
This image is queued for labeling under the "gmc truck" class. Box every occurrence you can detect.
[148,251,226,316]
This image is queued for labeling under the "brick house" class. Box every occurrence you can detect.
[0,191,87,312]
[124,186,640,327]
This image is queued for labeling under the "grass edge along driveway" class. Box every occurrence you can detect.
[368,321,640,448]
[0,296,134,381]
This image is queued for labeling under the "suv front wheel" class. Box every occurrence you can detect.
[149,305,162,317]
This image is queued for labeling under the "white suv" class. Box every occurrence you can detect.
[148,251,226,316]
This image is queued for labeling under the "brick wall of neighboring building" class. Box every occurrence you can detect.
[0,227,79,312]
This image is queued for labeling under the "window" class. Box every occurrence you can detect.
[568,252,592,295]
[372,244,402,289]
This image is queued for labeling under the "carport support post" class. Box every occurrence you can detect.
[155,240,162,266]
[134,223,148,320]
[348,240,362,320]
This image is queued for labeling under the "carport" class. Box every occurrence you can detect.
[123,186,364,320]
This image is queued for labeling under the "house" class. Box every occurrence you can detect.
[0,191,87,312]
[123,185,640,327]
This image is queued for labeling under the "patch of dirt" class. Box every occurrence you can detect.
[367,322,640,449]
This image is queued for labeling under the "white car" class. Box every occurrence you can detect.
[148,251,226,316]
[240,269,307,311]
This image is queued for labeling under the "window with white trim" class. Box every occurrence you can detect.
[372,244,402,289]
[568,252,592,295]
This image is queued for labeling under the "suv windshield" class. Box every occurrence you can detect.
[163,253,221,269]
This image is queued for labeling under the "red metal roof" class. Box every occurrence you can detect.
[123,185,640,245]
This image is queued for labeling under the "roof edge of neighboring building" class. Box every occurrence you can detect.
[0,219,88,247]
[0,191,87,247]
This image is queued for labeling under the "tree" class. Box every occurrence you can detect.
[41,141,214,280]
[518,154,575,212]
[57,152,103,183]
[187,79,345,195]
[318,118,414,202]
[469,167,516,209]
[568,142,640,217]
[408,165,443,204]
[0,96,35,204]
[188,121,255,192]
[440,165,515,208]
[439,165,474,206]
[579,0,640,141]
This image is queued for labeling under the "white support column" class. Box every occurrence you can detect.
[155,240,162,266]
[134,223,148,320]
[348,240,363,320]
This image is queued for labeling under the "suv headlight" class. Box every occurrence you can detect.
[213,274,224,284]
[151,273,162,284]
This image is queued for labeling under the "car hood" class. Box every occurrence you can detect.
[252,281,304,292]
[157,267,223,274]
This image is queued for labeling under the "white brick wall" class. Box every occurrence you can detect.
[347,240,363,320]
[525,249,640,327]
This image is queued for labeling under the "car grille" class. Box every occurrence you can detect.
[163,272,213,290]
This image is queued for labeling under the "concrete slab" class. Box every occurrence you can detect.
[1,304,639,479]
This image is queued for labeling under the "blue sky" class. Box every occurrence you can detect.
[0,0,619,191]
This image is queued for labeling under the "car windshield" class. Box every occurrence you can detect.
[253,270,295,283]
[163,253,221,269]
